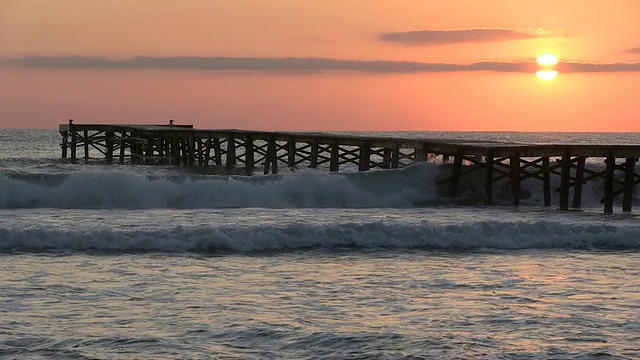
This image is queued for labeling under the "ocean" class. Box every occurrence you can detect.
[0,129,638,359]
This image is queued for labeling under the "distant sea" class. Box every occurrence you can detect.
[1,129,639,359]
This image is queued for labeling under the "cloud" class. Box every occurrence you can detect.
[558,62,640,72]
[379,28,560,45]
[624,47,640,54]
[0,56,535,73]
[2,56,640,74]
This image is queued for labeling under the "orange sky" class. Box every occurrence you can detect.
[1,0,639,131]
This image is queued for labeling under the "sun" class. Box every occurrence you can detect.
[536,54,558,66]
[536,53,558,80]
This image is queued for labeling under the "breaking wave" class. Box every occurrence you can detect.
[1,220,639,254]
[0,164,438,209]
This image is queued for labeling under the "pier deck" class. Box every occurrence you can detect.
[59,120,639,213]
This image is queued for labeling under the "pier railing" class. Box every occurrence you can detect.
[59,120,639,213]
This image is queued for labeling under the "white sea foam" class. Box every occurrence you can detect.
[0,164,438,209]
[2,160,635,210]
[1,220,638,253]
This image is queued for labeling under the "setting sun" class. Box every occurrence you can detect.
[536,54,558,66]
[536,54,558,80]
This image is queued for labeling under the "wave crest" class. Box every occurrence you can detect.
[2,220,638,254]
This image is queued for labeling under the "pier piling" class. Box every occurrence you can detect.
[510,153,521,206]
[484,154,494,205]
[623,158,636,212]
[559,150,571,211]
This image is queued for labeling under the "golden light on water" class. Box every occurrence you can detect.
[536,70,558,81]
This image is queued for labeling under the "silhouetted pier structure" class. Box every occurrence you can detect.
[59,120,639,213]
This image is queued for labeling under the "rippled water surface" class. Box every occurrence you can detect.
[1,252,638,359]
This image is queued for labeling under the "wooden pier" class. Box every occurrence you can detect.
[59,120,639,213]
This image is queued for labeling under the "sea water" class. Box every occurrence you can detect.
[0,129,638,359]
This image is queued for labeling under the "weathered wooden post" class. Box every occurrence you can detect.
[484,153,494,205]
[245,135,254,175]
[226,134,236,174]
[171,134,180,165]
[623,158,636,212]
[449,150,464,197]
[559,150,571,211]
[203,135,212,167]
[382,147,392,169]
[391,142,400,169]
[358,141,371,171]
[163,135,171,165]
[69,119,77,162]
[213,137,222,166]
[572,157,586,208]
[61,131,69,158]
[131,130,141,164]
[119,132,126,165]
[83,129,89,160]
[145,135,154,165]
[196,137,204,165]
[270,137,279,174]
[542,157,551,207]
[309,140,319,168]
[188,134,196,165]
[157,134,165,165]
[263,136,278,175]
[105,130,114,164]
[287,138,296,169]
[604,152,615,214]
[510,152,521,206]
[330,140,339,172]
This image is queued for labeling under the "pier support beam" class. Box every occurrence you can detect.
[623,158,636,212]
[245,136,254,175]
[213,138,222,166]
[572,157,586,208]
[83,129,89,160]
[70,120,77,162]
[203,136,212,167]
[510,153,521,206]
[309,140,318,169]
[61,131,68,159]
[542,157,551,207]
[105,131,114,164]
[226,135,236,174]
[391,143,400,169]
[188,135,196,166]
[359,141,371,171]
[158,134,165,164]
[287,139,296,169]
[330,140,339,172]
[560,150,571,211]
[382,147,392,169]
[484,154,494,205]
[449,150,463,196]
[171,135,179,165]
[604,153,615,214]
[145,135,154,165]
[264,137,278,175]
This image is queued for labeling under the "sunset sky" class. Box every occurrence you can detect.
[1,0,640,131]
